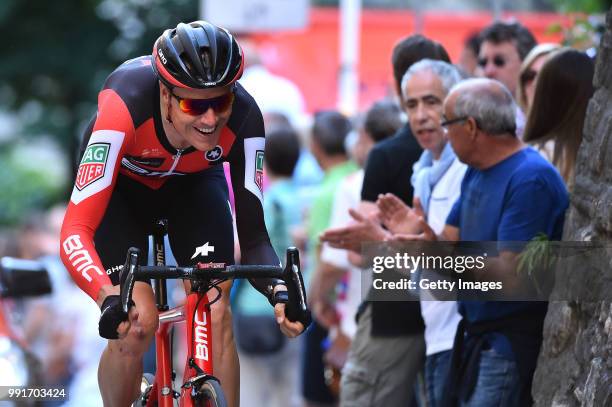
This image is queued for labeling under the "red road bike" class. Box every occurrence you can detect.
[123,220,310,406]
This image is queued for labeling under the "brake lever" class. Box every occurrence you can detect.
[282,247,312,329]
[120,247,140,315]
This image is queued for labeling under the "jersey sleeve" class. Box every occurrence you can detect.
[226,101,282,297]
[59,89,134,302]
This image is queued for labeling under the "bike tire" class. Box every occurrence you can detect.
[133,373,157,407]
[194,378,227,407]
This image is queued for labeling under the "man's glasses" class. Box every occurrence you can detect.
[441,116,469,128]
[171,87,235,116]
[478,55,506,68]
[520,69,537,85]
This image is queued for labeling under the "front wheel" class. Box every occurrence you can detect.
[133,373,156,407]
[193,378,227,407]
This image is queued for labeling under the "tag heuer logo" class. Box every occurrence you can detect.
[255,150,264,192]
[205,146,223,161]
[75,143,110,190]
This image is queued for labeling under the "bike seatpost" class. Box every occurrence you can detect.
[153,219,169,311]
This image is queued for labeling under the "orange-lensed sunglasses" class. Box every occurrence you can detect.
[171,86,235,116]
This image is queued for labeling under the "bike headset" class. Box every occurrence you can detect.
[151,20,244,91]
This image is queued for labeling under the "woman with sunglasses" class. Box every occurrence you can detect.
[516,43,561,114]
[60,20,305,407]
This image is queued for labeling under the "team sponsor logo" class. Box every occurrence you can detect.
[106,265,123,275]
[243,138,265,204]
[158,48,167,64]
[194,310,210,361]
[62,235,104,282]
[191,242,215,259]
[70,130,124,205]
[121,157,187,177]
[196,262,226,269]
[204,146,223,161]
[255,150,264,192]
[124,155,165,167]
[76,143,110,190]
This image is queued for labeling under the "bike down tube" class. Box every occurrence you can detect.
[180,291,213,406]
[151,306,184,407]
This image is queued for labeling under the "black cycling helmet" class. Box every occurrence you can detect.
[152,20,244,90]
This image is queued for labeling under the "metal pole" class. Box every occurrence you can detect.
[491,0,502,21]
[337,0,362,116]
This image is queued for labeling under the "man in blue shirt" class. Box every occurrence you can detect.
[400,78,568,406]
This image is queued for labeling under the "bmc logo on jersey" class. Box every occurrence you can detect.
[76,143,110,190]
[255,150,264,192]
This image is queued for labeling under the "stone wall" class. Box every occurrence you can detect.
[532,7,612,407]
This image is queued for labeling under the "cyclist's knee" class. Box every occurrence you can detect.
[109,307,157,357]
[109,283,158,357]
[134,302,159,340]
[210,281,233,330]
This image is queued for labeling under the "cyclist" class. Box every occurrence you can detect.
[60,20,305,407]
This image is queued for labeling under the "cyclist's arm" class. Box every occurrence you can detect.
[60,89,134,304]
[226,101,283,302]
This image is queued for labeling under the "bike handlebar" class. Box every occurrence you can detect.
[119,247,312,328]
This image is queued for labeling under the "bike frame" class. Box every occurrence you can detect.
[123,220,310,406]
[146,292,213,406]
[144,221,216,407]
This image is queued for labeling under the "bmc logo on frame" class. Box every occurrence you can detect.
[76,143,110,190]
[194,311,210,361]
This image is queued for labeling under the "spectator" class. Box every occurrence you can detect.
[233,127,303,407]
[523,49,595,188]
[516,43,561,114]
[478,21,537,137]
[409,77,568,406]
[321,35,451,407]
[457,33,482,77]
[239,38,307,129]
[20,206,106,406]
[310,100,403,397]
[303,111,357,407]
[377,59,465,407]
[239,39,323,190]
[478,21,537,98]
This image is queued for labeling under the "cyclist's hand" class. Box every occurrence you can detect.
[98,291,137,340]
[273,285,305,338]
[116,306,139,339]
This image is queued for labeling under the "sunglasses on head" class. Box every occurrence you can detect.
[520,69,537,85]
[171,86,235,116]
[478,55,506,68]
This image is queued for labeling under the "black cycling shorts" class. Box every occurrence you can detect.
[94,165,235,285]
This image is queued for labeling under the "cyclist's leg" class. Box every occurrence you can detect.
[94,175,160,406]
[98,282,158,406]
[166,167,238,407]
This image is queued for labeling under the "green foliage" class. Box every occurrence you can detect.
[517,233,555,295]
[548,0,609,13]
[0,143,67,226]
[0,0,198,150]
[0,0,197,223]
[547,12,606,50]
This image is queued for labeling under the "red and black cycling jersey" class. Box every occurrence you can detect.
[60,56,279,302]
